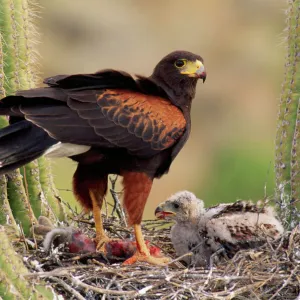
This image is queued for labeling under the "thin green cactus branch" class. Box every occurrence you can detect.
[275,0,300,228]
[0,0,38,233]
[0,173,18,229]
[0,32,18,230]
[0,0,66,232]
[38,157,66,221]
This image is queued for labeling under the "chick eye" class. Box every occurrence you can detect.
[174,59,186,68]
[173,203,180,209]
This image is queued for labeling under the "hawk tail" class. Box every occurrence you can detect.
[0,120,56,175]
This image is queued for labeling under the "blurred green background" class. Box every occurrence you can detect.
[37,0,286,218]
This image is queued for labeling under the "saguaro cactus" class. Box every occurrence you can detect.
[0,0,66,234]
[0,226,55,299]
[0,1,63,297]
[275,0,300,228]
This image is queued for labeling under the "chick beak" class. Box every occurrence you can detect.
[155,205,176,219]
[155,206,164,219]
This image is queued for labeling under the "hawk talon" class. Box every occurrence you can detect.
[123,251,170,266]
[94,235,111,253]
[121,224,171,265]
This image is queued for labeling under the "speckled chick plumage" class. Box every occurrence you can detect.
[155,191,284,267]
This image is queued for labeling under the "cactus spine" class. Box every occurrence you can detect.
[0,2,62,297]
[0,0,66,233]
[275,0,300,228]
[0,226,55,299]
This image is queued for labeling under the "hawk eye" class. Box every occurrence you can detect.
[173,203,180,209]
[174,59,186,68]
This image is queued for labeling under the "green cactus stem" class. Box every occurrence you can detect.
[20,163,43,220]
[0,32,17,230]
[0,0,66,228]
[0,175,18,229]
[0,269,24,300]
[3,0,48,222]
[0,226,56,299]
[38,158,66,221]
[6,170,37,235]
[0,0,40,230]
[275,0,300,228]
[0,1,65,298]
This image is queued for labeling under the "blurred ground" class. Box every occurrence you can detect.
[37,0,286,218]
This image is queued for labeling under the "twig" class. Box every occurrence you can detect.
[102,275,117,300]
[50,277,86,300]
[167,240,207,267]
[57,188,73,192]
[109,175,127,226]
[167,251,192,266]
[204,248,226,286]
[18,223,29,252]
[227,282,262,299]
[69,275,138,297]
[104,195,108,218]
[60,198,79,217]
[24,265,92,278]
[269,265,299,300]
[209,247,226,269]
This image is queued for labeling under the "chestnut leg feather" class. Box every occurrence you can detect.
[122,171,170,265]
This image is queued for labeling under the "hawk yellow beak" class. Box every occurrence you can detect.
[181,59,206,82]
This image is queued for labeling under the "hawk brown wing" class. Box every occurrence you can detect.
[17,88,186,157]
[95,89,186,151]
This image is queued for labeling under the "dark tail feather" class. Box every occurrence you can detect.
[0,120,57,175]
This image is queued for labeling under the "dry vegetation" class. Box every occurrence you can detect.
[18,191,300,300]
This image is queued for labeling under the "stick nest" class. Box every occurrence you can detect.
[18,205,300,300]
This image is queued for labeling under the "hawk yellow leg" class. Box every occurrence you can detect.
[89,190,110,252]
[123,224,170,265]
